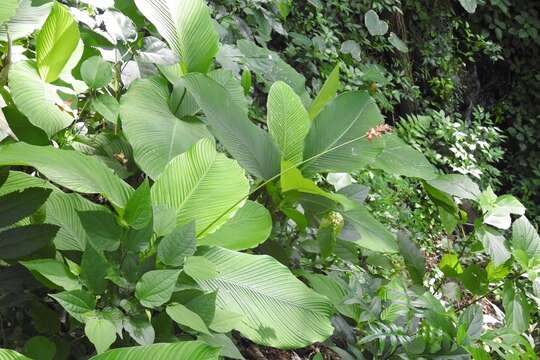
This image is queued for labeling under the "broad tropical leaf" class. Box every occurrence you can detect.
[151,138,249,236]
[511,216,540,269]
[0,187,52,228]
[189,246,334,349]
[0,142,133,208]
[267,81,310,163]
[89,341,219,360]
[182,73,281,179]
[0,0,17,26]
[157,221,196,267]
[476,225,511,266]
[0,171,55,196]
[0,349,31,360]
[340,205,398,253]
[0,224,59,260]
[21,259,81,291]
[36,2,80,82]
[427,174,481,200]
[0,0,53,41]
[308,64,340,120]
[198,201,272,250]
[45,192,106,251]
[120,77,210,179]
[371,134,438,180]
[9,60,73,136]
[303,91,384,174]
[134,0,219,73]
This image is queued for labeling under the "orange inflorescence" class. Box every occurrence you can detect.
[365,123,393,142]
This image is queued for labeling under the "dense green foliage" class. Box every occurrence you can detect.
[0,0,538,359]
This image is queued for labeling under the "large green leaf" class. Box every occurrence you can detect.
[151,138,249,236]
[198,201,272,250]
[36,2,80,83]
[79,210,123,252]
[9,60,73,136]
[237,39,309,103]
[89,341,219,360]
[0,349,31,360]
[307,64,340,120]
[0,187,52,228]
[166,303,210,334]
[371,134,438,180]
[267,81,310,163]
[134,0,218,73]
[0,0,17,26]
[426,174,481,200]
[340,205,398,253]
[303,91,384,174]
[135,270,180,308]
[0,0,53,41]
[21,259,81,291]
[0,224,59,260]
[189,246,334,349]
[45,192,106,251]
[511,216,540,269]
[0,171,55,196]
[157,222,196,267]
[49,290,96,323]
[476,225,511,266]
[182,73,281,179]
[120,77,210,179]
[85,317,117,354]
[0,142,133,208]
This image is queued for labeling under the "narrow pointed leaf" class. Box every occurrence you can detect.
[308,64,340,120]
[21,259,81,291]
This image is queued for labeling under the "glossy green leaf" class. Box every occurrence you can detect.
[89,341,219,360]
[81,56,113,89]
[308,64,340,120]
[166,303,210,334]
[45,192,106,251]
[92,94,120,124]
[0,187,52,228]
[340,206,398,253]
[0,349,32,360]
[124,180,152,230]
[190,246,334,349]
[21,259,81,291]
[267,81,310,163]
[157,222,196,267]
[364,10,388,36]
[182,73,281,179]
[36,2,80,82]
[511,216,540,269]
[120,77,210,179]
[85,317,117,354]
[151,138,249,236]
[9,60,73,136]
[476,225,511,266]
[303,91,384,174]
[198,201,272,250]
[438,253,463,277]
[49,290,95,323]
[78,210,123,252]
[484,194,525,230]
[0,142,133,208]
[371,134,438,180]
[183,256,218,281]
[0,0,52,41]
[0,0,17,26]
[135,270,180,308]
[502,282,529,333]
[0,224,59,260]
[426,174,480,200]
[134,0,219,73]
[81,246,108,294]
